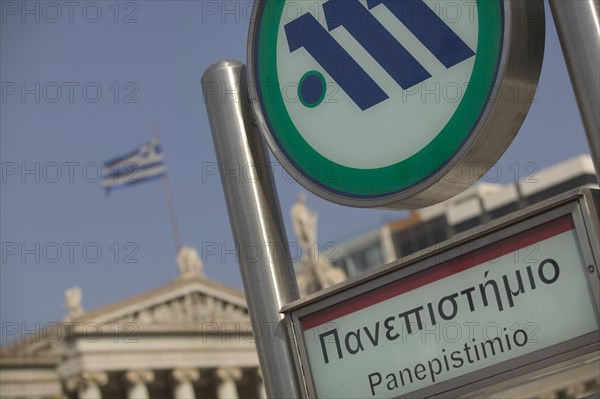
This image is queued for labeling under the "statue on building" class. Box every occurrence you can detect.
[291,192,318,261]
[64,286,83,319]
[291,193,346,296]
[177,246,203,279]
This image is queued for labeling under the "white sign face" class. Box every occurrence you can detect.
[248,0,545,208]
[275,1,478,170]
[296,216,599,398]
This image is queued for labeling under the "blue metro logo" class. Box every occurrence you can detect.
[284,0,475,110]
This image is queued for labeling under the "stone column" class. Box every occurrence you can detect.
[214,368,242,399]
[566,382,587,398]
[172,368,200,399]
[65,372,108,399]
[125,370,154,399]
[256,369,267,399]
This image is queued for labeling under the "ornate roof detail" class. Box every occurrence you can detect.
[69,276,248,328]
[111,291,249,326]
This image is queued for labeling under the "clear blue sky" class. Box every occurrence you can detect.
[0,1,591,342]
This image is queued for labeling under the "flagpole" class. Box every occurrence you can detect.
[163,174,183,251]
[152,125,183,252]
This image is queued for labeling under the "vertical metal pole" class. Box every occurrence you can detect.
[201,60,301,399]
[549,0,600,179]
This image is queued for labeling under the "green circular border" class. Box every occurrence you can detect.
[255,0,502,197]
[298,70,327,108]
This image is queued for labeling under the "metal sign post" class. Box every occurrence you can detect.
[549,0,600,180]
[202,60,300,398]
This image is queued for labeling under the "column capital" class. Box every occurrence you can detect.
[65,371,108,392]
[172,368,200,384]
[215,367,242,383]
[125,370,155,385]
[215,367,242,399]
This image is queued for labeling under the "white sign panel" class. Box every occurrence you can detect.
[294,215,599,398]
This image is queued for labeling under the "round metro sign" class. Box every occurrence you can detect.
[247,0,544,208]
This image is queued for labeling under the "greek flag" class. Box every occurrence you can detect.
[102,137,166,193]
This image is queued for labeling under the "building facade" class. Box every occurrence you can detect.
[0,248,265,399]
[332,155,599,277]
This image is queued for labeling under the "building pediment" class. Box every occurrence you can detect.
[69,276,249,330]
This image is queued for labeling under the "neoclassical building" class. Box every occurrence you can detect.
[0,247,265,399]
[0,194,347,399]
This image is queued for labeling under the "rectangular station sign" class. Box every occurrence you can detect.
[283,189,600,399]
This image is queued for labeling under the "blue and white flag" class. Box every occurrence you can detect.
[102,137,166,192]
